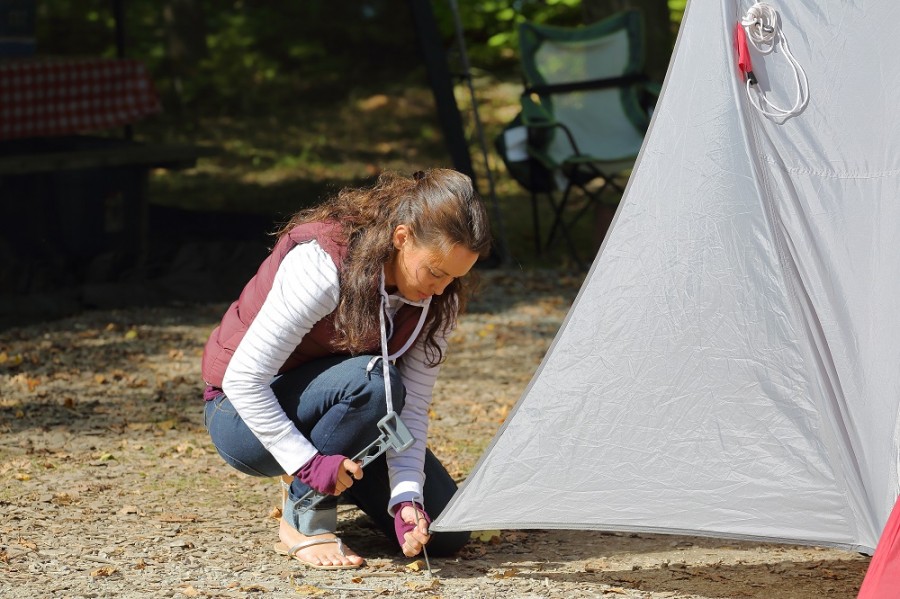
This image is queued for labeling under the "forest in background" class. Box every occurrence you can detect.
[21,1,687,273]
[34,1,684,114]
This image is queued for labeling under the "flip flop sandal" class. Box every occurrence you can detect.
[273,538,365,570]
[276,475,292,517]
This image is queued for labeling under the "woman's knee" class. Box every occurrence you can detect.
[427,530,471,557]
[205,396,282,477]
[357,357,406,414]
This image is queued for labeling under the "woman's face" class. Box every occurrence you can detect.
[386,225,479,302]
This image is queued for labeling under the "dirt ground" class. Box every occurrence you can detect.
[0,269,870,598]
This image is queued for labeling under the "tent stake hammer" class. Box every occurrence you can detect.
[293,411,414,513]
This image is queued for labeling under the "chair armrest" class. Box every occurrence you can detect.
[518,94,587,167]
[519,94,556,127]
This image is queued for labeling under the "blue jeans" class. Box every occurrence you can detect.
[204,354,469,556]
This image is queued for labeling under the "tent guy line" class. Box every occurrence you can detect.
[738,2,809,120]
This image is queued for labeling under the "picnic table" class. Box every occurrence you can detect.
[0,56,215,292]
[0,56,161,140]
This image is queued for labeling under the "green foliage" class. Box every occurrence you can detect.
[431,0,582,65]
[33,0,588,115]
[33,0,686,114]
[668,0,687,24]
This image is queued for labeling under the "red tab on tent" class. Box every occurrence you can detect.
[858,496,900,599]
[734,22,755,84]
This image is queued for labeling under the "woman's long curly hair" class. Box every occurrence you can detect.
[275,168,492,365]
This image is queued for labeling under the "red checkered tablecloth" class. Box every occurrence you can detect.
[0,58,162,140]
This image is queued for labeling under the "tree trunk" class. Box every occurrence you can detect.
[162,0,209,107]
[582,0,672,84]
[162,0,209,66]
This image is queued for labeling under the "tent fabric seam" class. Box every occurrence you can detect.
[741,84,872,550]
[760,156,900,179]
[740,51,877,547]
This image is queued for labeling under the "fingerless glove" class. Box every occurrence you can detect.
[294,453,348,495]
[393,501,432,547]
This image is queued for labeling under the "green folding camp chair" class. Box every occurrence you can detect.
[496,10,658,266]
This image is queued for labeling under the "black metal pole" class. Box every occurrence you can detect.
[407,0,475,184]
[112,0,126,58]
[446,0,510,265]
[112,0,133,140]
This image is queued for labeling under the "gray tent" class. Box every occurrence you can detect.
[432,0,900,554]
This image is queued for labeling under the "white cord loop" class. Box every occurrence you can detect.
[378,292,394,414]
[376,268,431,415]
[740,2,809,121]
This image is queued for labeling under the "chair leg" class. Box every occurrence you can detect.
[558,215,586,269]
[545,182,576,249]
[543,182,589,269]
[568,179,610,230]
[530,190,542,257]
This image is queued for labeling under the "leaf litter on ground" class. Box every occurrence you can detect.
[0,269,870,598]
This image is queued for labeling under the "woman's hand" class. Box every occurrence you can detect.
[394,502,432,557]
[334,458,362,494]
[296,453,362,495]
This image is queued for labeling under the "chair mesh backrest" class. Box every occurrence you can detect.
[520,12,647,164]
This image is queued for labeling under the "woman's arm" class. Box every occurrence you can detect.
[386,333,448,514]
[221,242,341,475]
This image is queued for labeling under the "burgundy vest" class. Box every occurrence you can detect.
[201,221,427,388]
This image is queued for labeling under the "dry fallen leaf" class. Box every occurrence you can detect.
[404,579,441,592]
[406,559,426,572]
[1,353,23,367]
[473,530,501,543]
[491,567,519,579]
[52,493,75,505]
[292,584,327,596]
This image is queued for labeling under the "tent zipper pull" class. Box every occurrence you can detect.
[734,21,757,85]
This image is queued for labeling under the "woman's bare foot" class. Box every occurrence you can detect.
[278,518,365,568]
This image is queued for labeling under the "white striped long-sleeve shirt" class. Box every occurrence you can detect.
[221,240,443,513]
